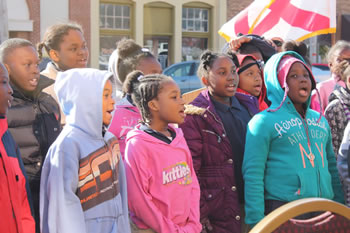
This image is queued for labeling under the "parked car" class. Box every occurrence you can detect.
[163,60,203,94]
[311,63,331,83]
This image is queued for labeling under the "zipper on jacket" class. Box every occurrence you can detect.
[298,113,321,197]
[202,129,222,143]
[206,108,228,137]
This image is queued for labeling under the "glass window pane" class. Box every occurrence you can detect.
[203,10,208,20]
[115,5,122,16]
[100,4,105,16]
[195,20,201,31]
[182,8,187,18]
[106,17,113,28]
[195,9,200,19]
[100,16,105,28]
[100,35,129,70]
[188,8,194,19]
[106,4,113,16]
[123,6,130,17]
[182,20,186,30]
[202,21,208,32]
[182,37,208,61]
[115,17,122,29]
[123,18,130,29]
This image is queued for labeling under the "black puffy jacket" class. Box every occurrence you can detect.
[7,75,61,232]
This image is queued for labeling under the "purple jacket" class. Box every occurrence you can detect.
[180,90,241,233]
[235,92,259,117]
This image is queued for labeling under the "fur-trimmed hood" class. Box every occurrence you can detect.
[184,104,206,116]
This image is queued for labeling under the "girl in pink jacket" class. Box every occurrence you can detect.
[124,71,201,233]
[108,39,162,158]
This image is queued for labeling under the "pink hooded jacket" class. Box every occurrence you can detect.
[108,97,141,158]
[124,124,201,233]
[310,73,345,113]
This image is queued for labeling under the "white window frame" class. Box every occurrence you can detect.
[100,3,130,30]
[182,7,209,33]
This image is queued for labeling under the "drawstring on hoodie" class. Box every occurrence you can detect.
[267,85,289,113]
[315,89,323,123]
[267,84,323,123]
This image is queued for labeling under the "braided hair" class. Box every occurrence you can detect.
[124,70,173,123]
[37,22,84,60]
[197,50,238,81]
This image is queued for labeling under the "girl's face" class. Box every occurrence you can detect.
[238,58,262,97]
[51,29,89,71]
[202,56,238,105]
[102,80,115,126]
[136,57,162,75]
[0,64,13,116]
[286,62,312,113]
[150,80,185,125]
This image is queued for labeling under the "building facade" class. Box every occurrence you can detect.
[94,0,228,69]
[4,0,350,68]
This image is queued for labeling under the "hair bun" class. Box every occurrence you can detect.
[117,39,142,59]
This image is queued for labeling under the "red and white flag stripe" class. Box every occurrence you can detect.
[219,0,336,42]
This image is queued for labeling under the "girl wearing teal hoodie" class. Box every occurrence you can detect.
[242,51,344,227]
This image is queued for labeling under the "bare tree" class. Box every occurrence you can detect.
[0,0,8,43]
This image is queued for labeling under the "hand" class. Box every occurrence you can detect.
[200,217,213,233]
[265,39,278,51]
[229,36,252,51]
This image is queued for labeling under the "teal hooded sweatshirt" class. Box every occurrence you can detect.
[242,51,344,226]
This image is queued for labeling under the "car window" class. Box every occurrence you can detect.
[165,63,192,77]
[311,65,331,83]
[312,66,330,76]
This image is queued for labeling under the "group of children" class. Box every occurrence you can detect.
[0,21,347,233]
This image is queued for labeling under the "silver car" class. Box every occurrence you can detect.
[163,60,203,94]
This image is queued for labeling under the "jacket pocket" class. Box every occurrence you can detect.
[318,169,334,199]
[85,216,117,233]
[202,188,225,217]
[296,171,318,198]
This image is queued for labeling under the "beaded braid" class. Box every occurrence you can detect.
[130,74,173,123]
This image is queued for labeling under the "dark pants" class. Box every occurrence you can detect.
[265,199,322,219]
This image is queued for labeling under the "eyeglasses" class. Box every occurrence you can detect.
[272,40,283,47]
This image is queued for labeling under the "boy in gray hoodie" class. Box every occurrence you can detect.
[40,68,130,233]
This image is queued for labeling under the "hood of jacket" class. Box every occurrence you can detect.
[126,124,185,147]
[55,68,115,139]
[264,51,316,113]
[328,85,350,106]
[108,49,124,92]
[41,62,59,80]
